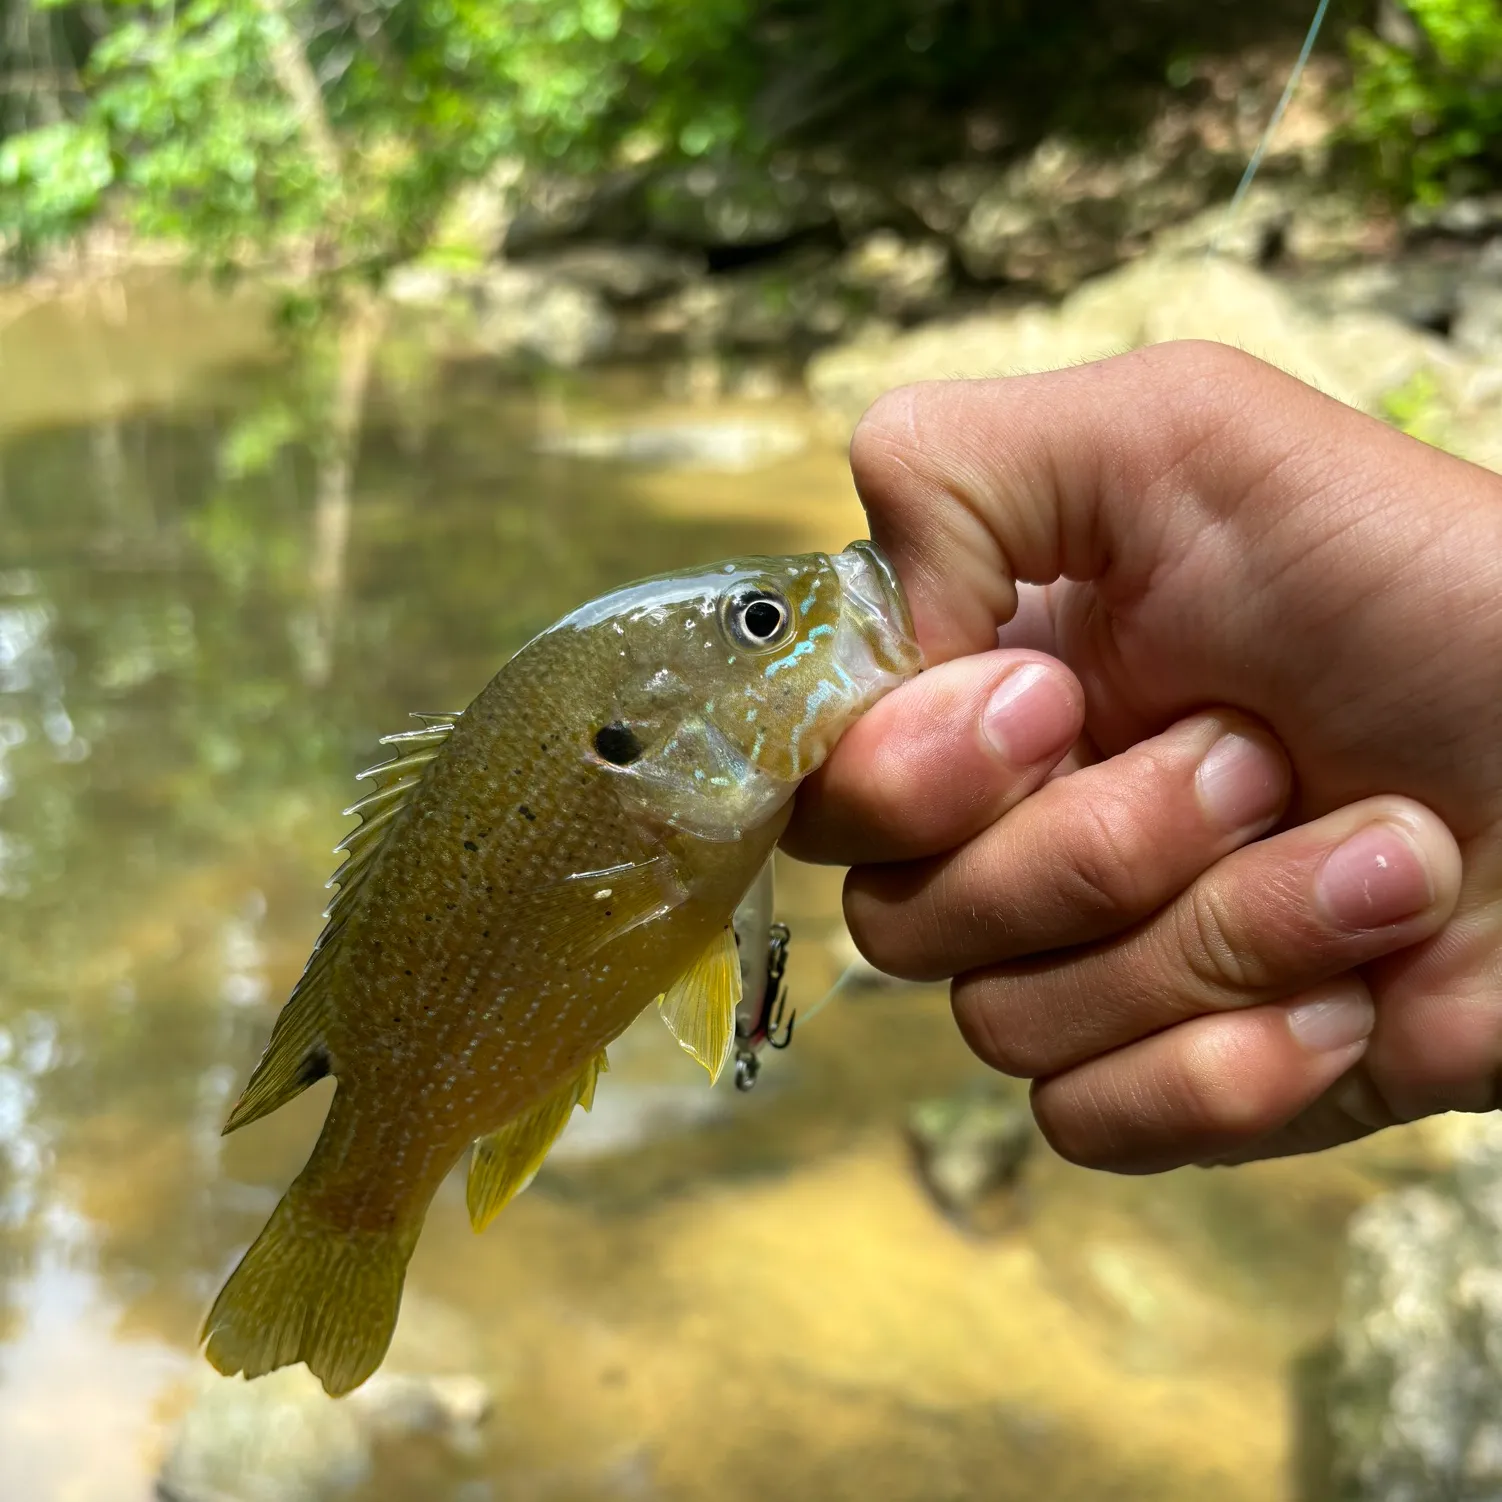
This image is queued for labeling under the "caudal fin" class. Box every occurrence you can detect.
[201,1190,413,1397]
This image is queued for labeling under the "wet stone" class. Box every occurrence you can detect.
[906,1089,1038,1234]
[157,1368,491,1502]
[836,232,951,320]
[1327,1114,1502,1502]
[511,243,707,304]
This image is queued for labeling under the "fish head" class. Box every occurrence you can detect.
[700,538,922,783]
[561,541,921,841]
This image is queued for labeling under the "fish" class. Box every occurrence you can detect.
[201,539,920,1397]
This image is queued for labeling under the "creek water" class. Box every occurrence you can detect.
[0,272,1442,1502]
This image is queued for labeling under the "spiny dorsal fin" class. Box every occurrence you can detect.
[658,926,741,1085]
[221,712,459,1135]
[466,1050,608,1232]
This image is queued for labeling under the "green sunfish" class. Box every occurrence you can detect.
[202,540,921,1396]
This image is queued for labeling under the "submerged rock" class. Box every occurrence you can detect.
[1327,1113,1502,1502]
[1453,243,1502,360]
[157,1288,491,1502]
[157,1368,491,1502]
[906,1089,1037,1233]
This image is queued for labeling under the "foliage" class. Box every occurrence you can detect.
[4,0,1501,281]
[0,0,755,276]
[1379,367,1451,448]
[0,120,113,245]
[1348,0,1502,203]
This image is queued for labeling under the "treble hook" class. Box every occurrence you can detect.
[733,921,794,1091]
[762,923,795,1050]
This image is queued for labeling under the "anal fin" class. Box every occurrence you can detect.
[658,926,741,1085]
[466,1051,608,1232]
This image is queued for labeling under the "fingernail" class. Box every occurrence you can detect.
[1195,731,1287,834]
[1286,991,1375,1053]
[982,663,1076,766]
[1315,821,1435,930]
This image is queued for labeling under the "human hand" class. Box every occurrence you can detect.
[785,340,1502,1171]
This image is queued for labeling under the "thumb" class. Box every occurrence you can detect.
[846,339,1429,668]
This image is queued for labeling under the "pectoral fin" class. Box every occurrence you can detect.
[466,1051,608,1232]
[508,856,687,969]
[657,926,741,1085]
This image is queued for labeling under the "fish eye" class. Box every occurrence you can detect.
[723,589,795,653]
[593,722,644,765]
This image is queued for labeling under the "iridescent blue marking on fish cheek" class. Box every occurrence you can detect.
[764,638,818,677]
[788,677,841,766]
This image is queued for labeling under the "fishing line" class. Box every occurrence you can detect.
[1208,0,1333,258]
[800,956,865,1028]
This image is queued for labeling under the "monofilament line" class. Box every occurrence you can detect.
[1208,0,1333,259]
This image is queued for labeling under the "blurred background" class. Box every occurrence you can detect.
[2,2,1501,1499]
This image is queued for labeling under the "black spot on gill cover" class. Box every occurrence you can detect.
[594,722,644,766]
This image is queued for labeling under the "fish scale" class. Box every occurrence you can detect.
[201,541,920,1397]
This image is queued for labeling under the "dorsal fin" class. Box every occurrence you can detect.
[221,713,460,1135]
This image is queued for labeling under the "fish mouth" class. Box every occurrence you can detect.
[831,540,923,681]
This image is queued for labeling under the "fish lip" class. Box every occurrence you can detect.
[831,540,923,679]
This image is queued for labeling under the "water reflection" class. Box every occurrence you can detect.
[0,275,1452,1502]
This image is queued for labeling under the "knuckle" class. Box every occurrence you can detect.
[842,885,948,984]
[1170,1027,1266,1139]
[1053,795,1154,920]
[1031,1096,1104,1169]
[1143,338,1265,399]
[1177,882,1270,997]
[1030,1075,1136,1171]
[952,975,1043,1077]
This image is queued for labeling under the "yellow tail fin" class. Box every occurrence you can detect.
[201,1190,414,1397]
